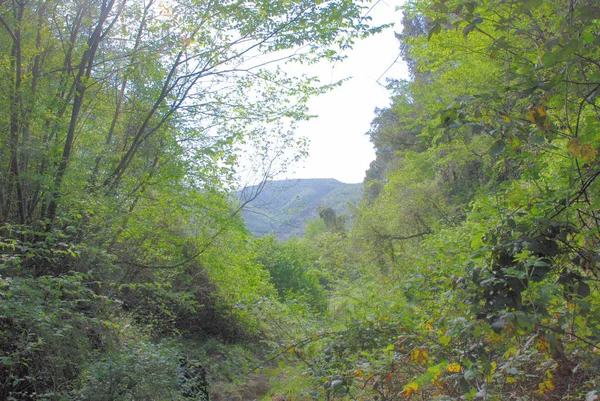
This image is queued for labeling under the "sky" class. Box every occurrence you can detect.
[278,0,409,184]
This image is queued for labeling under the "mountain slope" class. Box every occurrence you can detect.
[238,179,362,239]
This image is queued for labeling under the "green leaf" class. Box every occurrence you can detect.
[577,6,600,19]
[521,0,543,8]
[576,281,591,298]
[434,3,449,13]
[464,370,476,380]
[465,2,477,15]
[529,132,546,144]
[582,31,595,44]
[562,39,581,55]
[0,357,13,366]
[490,140,506,156]
[428,23,442,41]
[502,267,527,280]
[463,22,477,37]
[541,51,559,67]
[438,335,452,346]
[331,379,344,390]
[544,38,560,51]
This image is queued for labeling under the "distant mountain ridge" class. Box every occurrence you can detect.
[238,178,362,240]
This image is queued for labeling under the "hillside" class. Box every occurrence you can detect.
[238,178,362,239]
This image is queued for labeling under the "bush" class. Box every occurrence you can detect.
[75,340,183,401]
[252,236,326,311]
[0,273,114,400]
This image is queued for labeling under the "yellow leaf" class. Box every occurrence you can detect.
[432,369,442,385]
[581,144,598,162]
[567,138,582,156]
[526,110,536,123]
[446,362,461,373]
[535,337,550,354]
[506,377,517,384]
[486,331,504,346]
[502,115,511,122]
[510,137,521,150]
[537,379,555,394]
[536,106,547,117]
[490,361,497,374]
[411,349,429,365]
[401,381,419,397]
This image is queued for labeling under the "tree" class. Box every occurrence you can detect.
[317,205,346,234]
[0,0,379,222]
[253,235,326,309]
[338,0,600,398]
[0,0,381,269]
[269,1,600,399]
[0,1,383,397]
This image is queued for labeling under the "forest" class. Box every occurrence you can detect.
[1,0,600,400]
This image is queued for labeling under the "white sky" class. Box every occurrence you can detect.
[277,0,409,184]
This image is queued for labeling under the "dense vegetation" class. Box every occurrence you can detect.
[239,179,362,240]
[2,0,600,400]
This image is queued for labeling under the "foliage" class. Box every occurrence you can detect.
[265,0,600,400]
[0,272,116,400]
[253,235,327,311]
[4,0,600,399]
[75,339,183,401]
[0,0,381,398]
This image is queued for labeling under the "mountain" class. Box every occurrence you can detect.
[237,178,362,239]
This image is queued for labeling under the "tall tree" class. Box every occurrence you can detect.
[0,0,381,261]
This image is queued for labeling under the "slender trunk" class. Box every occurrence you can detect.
[23,0,48,221]
[103,49,184,192]
[47,0,121,223]
[0,162,4,220]
[91,0,152,185]
[107,153,161,250]
[5,3,26,224]
[38,3,84,221]
[104,39,206,192]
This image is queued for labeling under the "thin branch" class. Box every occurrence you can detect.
[388,231,431,241]
[115,169,274,269]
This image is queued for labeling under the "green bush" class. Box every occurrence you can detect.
[0,273,113,400]
[75,340,183,401]
[252,236,326,310]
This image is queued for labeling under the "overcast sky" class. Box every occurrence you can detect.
[277,0,409,184]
